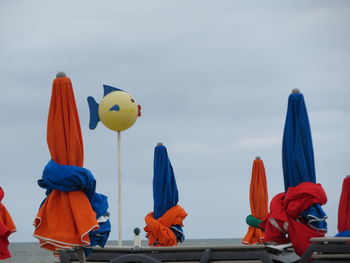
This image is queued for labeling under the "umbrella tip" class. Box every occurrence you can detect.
[292,88,300,94]
[56,71,66,78]
[255,156,261,160]
[157,142,163,146]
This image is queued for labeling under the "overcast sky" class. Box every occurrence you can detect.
[0,0,349,244]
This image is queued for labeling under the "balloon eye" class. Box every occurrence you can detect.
[110,104,120,112]
[130,98,135,103]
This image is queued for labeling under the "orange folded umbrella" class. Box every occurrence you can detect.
[33,72,98,252]
[242,157,268,244]
[0,187,16,259]
[46,73,84,167]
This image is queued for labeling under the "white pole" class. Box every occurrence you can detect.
[117,131,122,246]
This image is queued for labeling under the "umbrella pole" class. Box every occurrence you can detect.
[78,247,86,263]
[117,131,122,246]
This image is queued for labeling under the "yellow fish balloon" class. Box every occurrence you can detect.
[87,85,141,131]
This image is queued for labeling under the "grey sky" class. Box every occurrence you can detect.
[0,1,349,243]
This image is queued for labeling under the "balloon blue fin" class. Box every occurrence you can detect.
[87,96,100,130]
[103,84,123,97]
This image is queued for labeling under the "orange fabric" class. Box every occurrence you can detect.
[47,77,84,167]
[34,76,98,252]
[144,205,187,246]
[0,188,16,259]
[242,159,268,244]
[34,190,99,250]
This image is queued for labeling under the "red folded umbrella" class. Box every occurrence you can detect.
[260,182,327,256]
[0,187,16,259]
[33,73,98,252]
[242,157,268,244]
[338,176,350,233]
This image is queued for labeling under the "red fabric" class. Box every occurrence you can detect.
[0,222,11,260]
[338,177,350,233]
[33,76,98,252]
[283,182,327,218]
[144,205,187,246]
[242,159,268,244]
[0,187,16,259]
[260,182,327,256]
[261,193,290,244]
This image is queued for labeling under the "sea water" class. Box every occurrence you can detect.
[3,238,242,263]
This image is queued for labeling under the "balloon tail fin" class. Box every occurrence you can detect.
[87,96,100,130]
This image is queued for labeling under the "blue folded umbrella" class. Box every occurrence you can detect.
[282,90,327,231]
[282,91,316,190]
[153,143,184,242]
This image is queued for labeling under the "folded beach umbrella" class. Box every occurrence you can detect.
[144,143,187,246]
[282,89,315,189]
[242,157,268,244]
[260,182,327,256]
[282,89,327,231]
[0,187,16,259]
[261,89,328,256]
[33,72,110,254]
[337,176,350,236]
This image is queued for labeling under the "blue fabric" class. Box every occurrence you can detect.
[335,230,350,237]
[39,160,96,200]
[39,160,111,252]
[301,204,327,231]
[153,145,179,219]
[282,93,327,231]
[171,225,185,243]
[153,145,184,242]
[84,218,111,256]
[282,93,316,190]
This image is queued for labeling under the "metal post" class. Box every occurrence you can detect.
[78,247,86,263]
[117,131,122,246]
